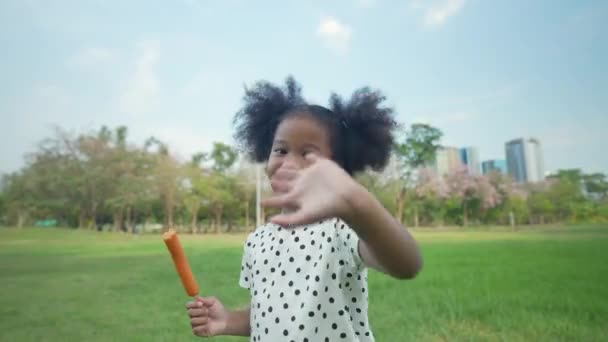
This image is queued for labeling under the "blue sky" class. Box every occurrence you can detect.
[1,0,607,175]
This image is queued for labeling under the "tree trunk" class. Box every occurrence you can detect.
[395,187,405,224]
[539,215,545,225]
[191,205,200,234]
[17,211,27,229]
[78,209,87,229]
[90,202,98,230]
[214,205,223,233]
[113,208,124,232]
[166,200,174,229]
[126,206,133,234]
[463,201,468,227]
[414,206,419,228]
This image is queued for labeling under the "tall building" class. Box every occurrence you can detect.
[460,147,480,174]
[505,138,544,183]
[481,159,507,175]
[434,147,463,176]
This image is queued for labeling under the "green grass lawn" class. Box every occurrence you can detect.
[1,225,607,341]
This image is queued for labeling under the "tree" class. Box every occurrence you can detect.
[485,175,530,227]
[528,188,555,224]
[356,169,399,218]
[583,173,608,201]
[2,171,38,228]
[393,124,443,225]
[145,137,181,230]
[541,169,608,223]
[415,168,449,226]
[61,126,128,229]
[205,173,234,232]
[507,194,530,227]
[476,174,502,221]
[548,169,584,184]
[105,127,152,233]
[25,127,105,229]
[209,142,237,172]
[205,142,238,232]
[444,168,478,226]
[234,160,258,231]
[12,128,99,228]
[182,154,210,234]
[0,180,6,224]
[544,176,583,221]
[444,168,500,226]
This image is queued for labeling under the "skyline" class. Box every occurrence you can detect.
[438,137,548,177]
[1,0,607,175]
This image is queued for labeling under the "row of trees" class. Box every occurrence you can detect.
[370,166,608,228]
[0,126,253,232]
[1,124,607,232]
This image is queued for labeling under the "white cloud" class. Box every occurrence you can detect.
[410,0,466,28]
[69,47,116,68]
[317,16,352,54]
[119,40,161,116]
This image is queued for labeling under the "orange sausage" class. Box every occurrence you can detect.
[163,229,199,297]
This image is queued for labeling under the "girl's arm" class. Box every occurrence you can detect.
[262,155,422,279]
[345,184,423,279]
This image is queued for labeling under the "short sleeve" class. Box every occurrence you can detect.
[335,218,365,271]
[239,233,255,290]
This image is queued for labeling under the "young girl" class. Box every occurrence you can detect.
[186,76,423,341]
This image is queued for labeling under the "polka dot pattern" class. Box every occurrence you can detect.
[239,218,374,341]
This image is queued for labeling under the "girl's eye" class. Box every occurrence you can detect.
[273,148,287,155]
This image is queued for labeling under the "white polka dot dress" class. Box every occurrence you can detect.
[239,218,375,342]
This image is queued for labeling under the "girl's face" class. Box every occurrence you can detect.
[266,114,332,194]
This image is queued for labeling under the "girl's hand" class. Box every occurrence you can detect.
[186,296,228,337]
[262,154,361,226]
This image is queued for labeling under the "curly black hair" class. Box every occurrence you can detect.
[233,76,397,175]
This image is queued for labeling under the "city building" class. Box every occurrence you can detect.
[434,147,463,176]
[481,159,507,175]
[505,138,544,183]
[460,147,480,174]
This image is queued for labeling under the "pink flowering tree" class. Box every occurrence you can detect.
[416,167,449,226]
[445,167,502,226]
[445,167,478,226]
[476,174,502,223]
[484,171,530,225]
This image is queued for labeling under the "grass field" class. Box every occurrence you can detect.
[1,225,607,341]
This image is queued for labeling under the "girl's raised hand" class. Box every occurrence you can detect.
[261,154,359,227]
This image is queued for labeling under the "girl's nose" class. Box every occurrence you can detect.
[280,153,303,170]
